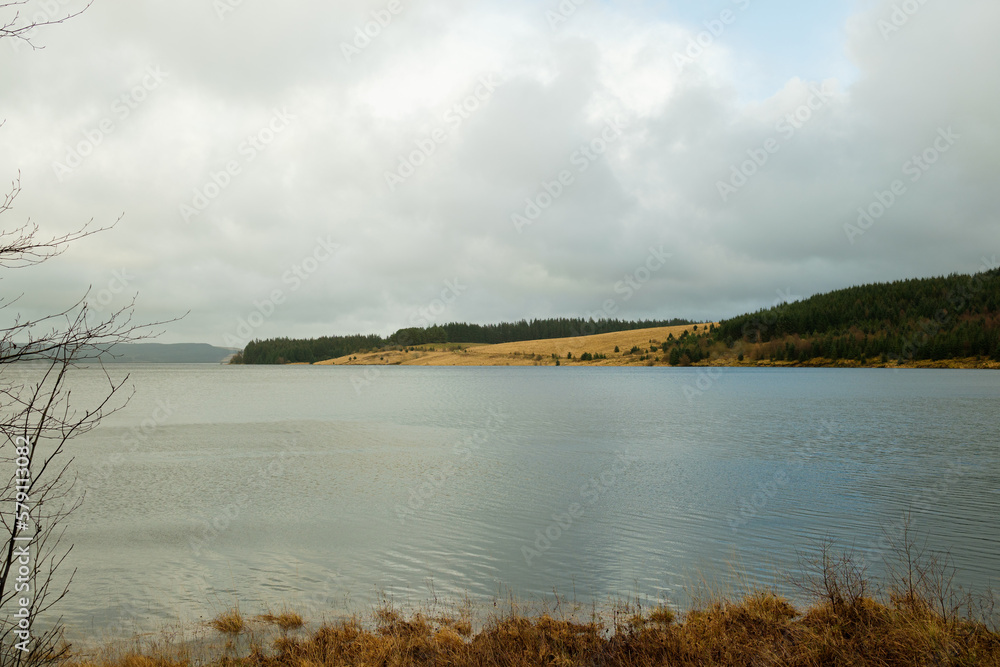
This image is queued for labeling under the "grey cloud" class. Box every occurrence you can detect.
[1,0,997,343]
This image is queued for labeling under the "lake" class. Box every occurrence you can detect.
[10,364,999,640]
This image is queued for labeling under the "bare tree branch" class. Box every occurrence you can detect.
[0,176,120,271]
[1,7,182,662]
[0,288,175,667]
[0,1,93,50]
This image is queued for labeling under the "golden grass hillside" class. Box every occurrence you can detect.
[314,324,715,367]
[307,322,1000,370]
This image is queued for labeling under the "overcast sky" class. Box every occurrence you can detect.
[1,0,997,346]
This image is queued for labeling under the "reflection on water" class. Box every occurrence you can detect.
[6,365,997,641]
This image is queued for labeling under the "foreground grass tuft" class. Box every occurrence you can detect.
[210,607,245,635]
[258,612,305,632]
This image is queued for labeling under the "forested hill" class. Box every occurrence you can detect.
[712,268,1000,362]
[390,317,691,346]
[234,269,1000,366]
[236,317,692,364]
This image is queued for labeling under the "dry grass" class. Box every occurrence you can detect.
[69,645,192,667]
[306,323,1000,369]
[85,657,188,667]
[69,587,1000,667]
[314,324,715,367]
[259,590,998,666]
[222,596,997,666]
[258,612,304,632]
[210,607,246,635]
[68,531,999,666]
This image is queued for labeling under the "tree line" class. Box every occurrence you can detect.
[234,317,693,364]
[708,268,1000,363]
[235,269,1000,366]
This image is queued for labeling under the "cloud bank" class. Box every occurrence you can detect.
[1,0,997,344]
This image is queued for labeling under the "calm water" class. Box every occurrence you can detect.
[8,364,1000,639]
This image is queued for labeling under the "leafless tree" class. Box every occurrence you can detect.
[1,6,166,666]
[1,187,166,667]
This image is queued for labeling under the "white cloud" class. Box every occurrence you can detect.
[1,0,997,343]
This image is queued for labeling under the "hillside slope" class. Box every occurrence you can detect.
[240,268,1000,369]
[712,268,1000,364]
[236,317,692,364]
[314,324,711,366]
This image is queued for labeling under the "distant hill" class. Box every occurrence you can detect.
[102,343,238,363]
